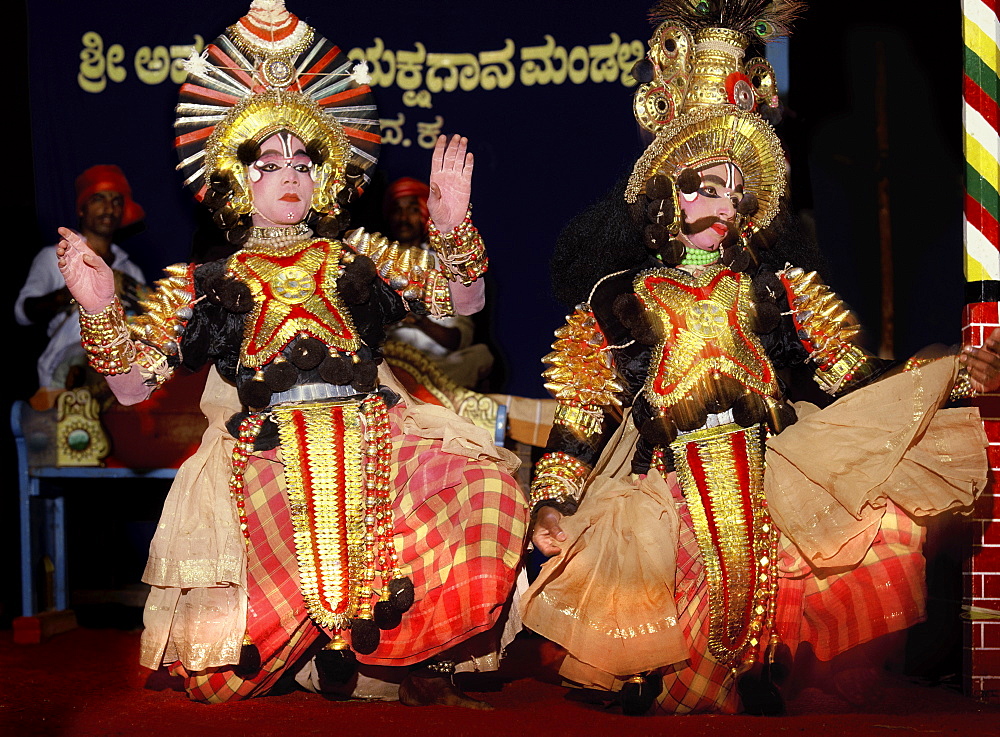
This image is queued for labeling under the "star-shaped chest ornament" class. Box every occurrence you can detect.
[227,239,360,368]
[635,265,777,409]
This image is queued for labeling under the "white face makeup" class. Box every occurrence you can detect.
[248,131,316,227]
[678,162,745,252]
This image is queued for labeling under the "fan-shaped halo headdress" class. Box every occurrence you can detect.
[628,105,786,234]
[174,0,380,217]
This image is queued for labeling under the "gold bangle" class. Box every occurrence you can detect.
[426,206,487,286]
[79,296,135,375]
[905,357,974,401]
[529,451,592,509]
[950,368,974,401]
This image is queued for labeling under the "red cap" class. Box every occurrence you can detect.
[383,177,430,223]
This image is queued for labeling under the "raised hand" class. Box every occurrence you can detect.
[962,327,1000,394]
[427,134,473,233]
[56,226,116,313]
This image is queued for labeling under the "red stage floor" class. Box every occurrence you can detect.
[2,627,999,737]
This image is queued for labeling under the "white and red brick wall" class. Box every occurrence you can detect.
[963,298,1000,702]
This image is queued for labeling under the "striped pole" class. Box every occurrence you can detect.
[962,0,1000,704]
[963,0,1000,281]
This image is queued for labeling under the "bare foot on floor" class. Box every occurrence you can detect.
[399,673,494,710]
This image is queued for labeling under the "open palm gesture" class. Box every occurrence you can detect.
[427,134,473,233]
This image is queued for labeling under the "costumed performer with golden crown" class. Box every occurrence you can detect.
[56,1,526,708]
[521,0,1000,716]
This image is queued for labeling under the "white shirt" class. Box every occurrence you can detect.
[15,243,146,388]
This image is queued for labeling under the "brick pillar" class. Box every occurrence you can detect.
[963,292,1000,702]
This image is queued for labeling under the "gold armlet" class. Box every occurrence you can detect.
[542,303,623,432]
[424,270,454,317]
[344,229,454,315]
[128,264,197,357]
[426,206,487,287]
[529,451,592,510]
[134,343,173,388]
[778,266,875,395]
[905,357,974,401]
[811,344,880,395]
[79,296,135,375]
[553,402,604,439]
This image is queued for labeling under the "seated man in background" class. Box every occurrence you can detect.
[384,177,494,389]
[16,164,147,408]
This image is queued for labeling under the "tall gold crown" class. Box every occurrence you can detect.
[626,1,804,235]
[633,1,804,133]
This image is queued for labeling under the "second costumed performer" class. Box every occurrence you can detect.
[57,1,526,708]
[521,0,1000,717]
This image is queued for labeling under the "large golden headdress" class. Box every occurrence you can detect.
[627,1,804,236]
[174,1,380,219]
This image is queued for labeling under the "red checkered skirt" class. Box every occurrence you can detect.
[651,497,926,714]
[773,500,927,661]
[182,404,526,702]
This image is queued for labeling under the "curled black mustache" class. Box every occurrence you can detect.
[681,215,739,247]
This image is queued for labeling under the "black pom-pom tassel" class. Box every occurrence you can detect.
[640,414,678,446]
[337,255,378,305]
[613,293,659,346]
[213,207,240,230]
[645,174,673,201]
[752,301,781,334]
[656,239,686,266]
[677,168,701,195]
[349,618,380,655]
[388,577,415,612]
[737,191,759,218]
[630,58,654,84]
[232,642,262,678]
[313,214,343,238]
[319,354,354,385]
[227,222,252,246]
[646,198,672,225]
[236,140,261,165]
[238,376,272,410]
[314,647,356,687]
[671,397,708,432]
[752,271,783,303]
[721,246,751,273]
[644,223,669,252]
[263,359,298,392]
[373,600,403,630]
[351,360,379,393]
[289,337,327,370]
[732,392,768,428]
[214,278,253,313]
[305,138,328,165]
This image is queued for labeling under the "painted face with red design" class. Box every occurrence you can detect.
[248,131,315,227]
[678,161,745,252]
